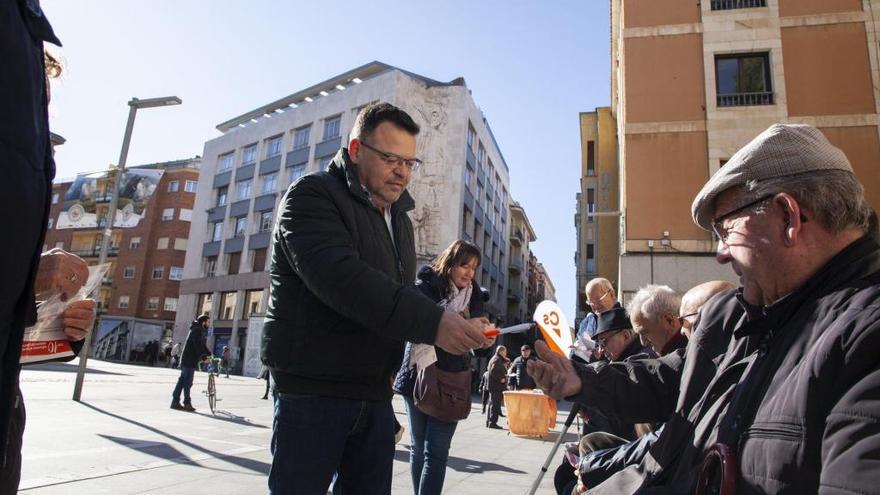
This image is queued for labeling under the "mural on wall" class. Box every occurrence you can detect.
[57,168,164,229]
[407,94,451,262]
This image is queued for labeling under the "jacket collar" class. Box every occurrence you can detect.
[734,235,880,338]
[328,148,415,215]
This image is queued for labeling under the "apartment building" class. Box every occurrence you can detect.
[44,158,200,363]
[175,62,515,375]
[575,108,620,324]
[611,0,880,301]
[506,201,537,324]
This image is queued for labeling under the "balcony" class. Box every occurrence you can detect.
[507,287,522,303]
[710,0,766,10]
[717,91,773,108]
[509,229,524,246]
[509,261,523,275]
[101,277,113,286]
[72,246,120,258]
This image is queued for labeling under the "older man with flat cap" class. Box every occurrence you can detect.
[530,123,880,494]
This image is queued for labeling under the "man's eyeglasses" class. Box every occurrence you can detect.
[587,289,612,307]
[678,312,698,326]
[596,330,622,349]
[359,141,422,173]
[711,195,774,243]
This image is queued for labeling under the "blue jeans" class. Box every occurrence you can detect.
[269,394,394,495]
[172,367,195,403]
[403,396,458,495]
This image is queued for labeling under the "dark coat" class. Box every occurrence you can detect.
[262,149,444,401]
[0,0,61,468]
[577,236,880,494]
[486,354,508,393]
[392,265,485,397]
[510,354,537,389]
[180,321,210,369]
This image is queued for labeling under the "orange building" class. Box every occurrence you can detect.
[611,0,880,301]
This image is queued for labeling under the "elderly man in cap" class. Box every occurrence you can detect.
[531,123,879,494]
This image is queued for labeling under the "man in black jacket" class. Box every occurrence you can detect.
[530,124,880,494]
[510,345,537,390]
[171,315,211,412]
[263,103,489,494]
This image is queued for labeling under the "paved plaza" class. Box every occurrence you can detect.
[18,359,576,494]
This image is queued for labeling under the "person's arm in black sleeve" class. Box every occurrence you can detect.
[276,177,443,344]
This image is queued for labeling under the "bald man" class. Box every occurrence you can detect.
[573,278,619,363]
[677,281,736,339]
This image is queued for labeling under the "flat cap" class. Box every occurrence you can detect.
[691,124,853,231]
[595,307,632,339]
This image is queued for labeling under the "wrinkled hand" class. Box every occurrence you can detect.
[62,299,96,341]
[527,340,582,400]
[575,468,588,494]
[435,311,491,354]
[35,249,89,300]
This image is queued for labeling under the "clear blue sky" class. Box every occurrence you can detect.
[43,0,611,320]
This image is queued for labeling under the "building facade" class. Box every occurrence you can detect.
[44,158,201,363]
[611,0,880,302]
[506,201,537,324]
[575,108,620,324]
[175,62,515,374]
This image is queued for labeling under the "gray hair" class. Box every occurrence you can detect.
[740,170,872,234]
[627,285,681,322]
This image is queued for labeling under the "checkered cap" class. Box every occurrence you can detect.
[692,124,854,231]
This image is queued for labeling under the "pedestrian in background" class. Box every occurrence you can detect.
[171,314,211,412]
[486,345,509,429]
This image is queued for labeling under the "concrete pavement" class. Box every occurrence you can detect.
[18,359,577,494]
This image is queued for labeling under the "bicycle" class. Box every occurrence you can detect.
[205,372,217,414]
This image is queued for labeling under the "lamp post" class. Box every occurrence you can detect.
[73,96,181,402]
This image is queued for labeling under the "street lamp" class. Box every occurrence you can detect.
[73,96,181,402]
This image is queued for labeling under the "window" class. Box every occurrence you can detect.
[220,292,237,320]
[184,180,197,193]
[715,53,773,107]
[464,166,473,191]
[266,135,282,157]
[164,297,178,312]
[211,221,223,242]
[477,143,485,168]
[179,208,192,221]
[146,297,160,311]
[234,216,247,237]
[293,125,311,150]
[205,256,218,277]
[237,179,251,200]
[52,193,59,204]
[227,252,241,275]
[216,186,228,206]
[168,180,179,193]
[169,266,184,280]
[157,237,169,249]
[47,218,53,229]
[259,210,273,233]
[174,238,188,251]
[711,0,766,10]
[129,237,141,249]
[318,156,332,172]
[118,295,129,309]
[197,293,213,316]
[242,144,257,165]
[261,173,278,194]
[467,124,475,150]
[289,164,306,184]
[587,141,596,175]
[162,208,174,221]
[123,266,135,279]
[323,115,341,141]
[152,266,164,279]
[252,248,267,272]
[245,290,264,316]
[218,152,234,172]
[586,188,596,223]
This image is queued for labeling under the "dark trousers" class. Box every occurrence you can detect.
[554,431,629,495]
[172,367,196,403]
[269,394,394,495]
[0,390,25,494]
[488,389,503,424]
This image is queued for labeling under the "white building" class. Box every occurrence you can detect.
[175,62,514,372]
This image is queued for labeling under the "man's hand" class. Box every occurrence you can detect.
[527,340,582,400]
[434,312,491,354]
[575,467,588,494]
[62,299,96,341]
[35,248,89,300]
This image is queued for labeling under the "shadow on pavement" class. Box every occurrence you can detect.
[25,362,128,375]
[200,409,269,429]
[78,402,271,475]
[393,450,526,474]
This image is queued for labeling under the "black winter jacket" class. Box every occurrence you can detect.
[262,149,444,401]
[392,265,485,397]
[580,236,880,494]
[181,321,210,369]
[510,354,537,389]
